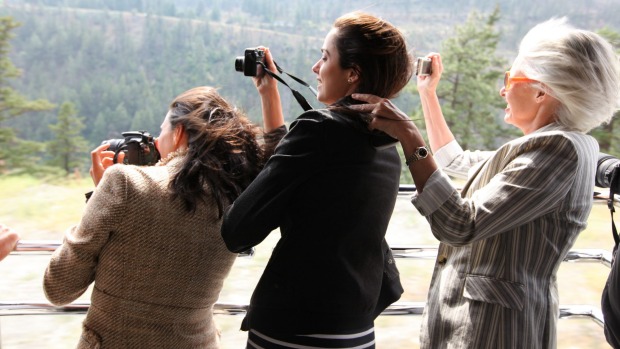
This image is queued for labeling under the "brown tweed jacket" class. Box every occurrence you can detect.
[44,154,237,349]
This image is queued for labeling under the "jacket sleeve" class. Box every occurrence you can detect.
[262,125,288,159]
[43,166,128,305]
[413,133,583,246]
[221,113,324,253]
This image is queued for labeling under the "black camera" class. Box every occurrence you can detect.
[596,153,620,192]
[102,131,161,166]
[235,48,265,76]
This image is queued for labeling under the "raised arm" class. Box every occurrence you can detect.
[253,47,285,132]
[417,53,455,152]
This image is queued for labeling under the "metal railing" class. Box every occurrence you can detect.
[0,300,603,325]
[1,184,615,346]
[12,240,255,257]
[1,242,610,326]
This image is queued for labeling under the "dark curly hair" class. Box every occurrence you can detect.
[167,86,263,217]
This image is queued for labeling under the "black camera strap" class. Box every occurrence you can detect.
[259,61,315,111]
[609,170,619,253]
[603,166,620,267]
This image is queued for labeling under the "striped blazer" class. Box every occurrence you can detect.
[412,123,599,349]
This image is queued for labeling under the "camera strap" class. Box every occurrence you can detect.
[608,170,619,251]
[259,61,315,111]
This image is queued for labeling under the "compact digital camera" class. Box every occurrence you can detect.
[235,48,265,77]
[415,57,432,76]
[102,131,161,166]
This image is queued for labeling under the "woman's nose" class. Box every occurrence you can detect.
[312,60,320,74]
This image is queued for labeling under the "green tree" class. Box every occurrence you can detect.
[591,27,620,158]
[0,17,54,173]
[420,6,510,150]
[47,101,89,175]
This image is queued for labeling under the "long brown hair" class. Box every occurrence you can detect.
[167,86,263,217]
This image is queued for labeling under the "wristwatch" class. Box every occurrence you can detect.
[405,146,430,166]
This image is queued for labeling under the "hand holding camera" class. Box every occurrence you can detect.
[89,143,121,186]
[91,131,160,187]
[236,47,282,97]
[102,131,160,166]
[416,53,443,94]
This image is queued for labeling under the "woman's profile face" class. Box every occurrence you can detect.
[312,28,357,105]
[500,65,552,135]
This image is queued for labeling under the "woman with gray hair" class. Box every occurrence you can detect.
[351,18,620,348]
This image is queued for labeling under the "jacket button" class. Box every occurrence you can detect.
[437,255,447,265]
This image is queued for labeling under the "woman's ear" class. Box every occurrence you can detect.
[173,124,188,149]
[347,73,358,84]
[347,66,361,84]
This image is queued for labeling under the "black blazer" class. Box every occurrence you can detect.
[221,108,401,334]
[603,243,620,348]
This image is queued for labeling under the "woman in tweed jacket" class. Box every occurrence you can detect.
[352,18,620,348]
[43,86,277,348]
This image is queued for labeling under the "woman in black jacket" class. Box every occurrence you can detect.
[221,11,413,349]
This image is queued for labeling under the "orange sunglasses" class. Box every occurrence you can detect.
[504,71,538,90]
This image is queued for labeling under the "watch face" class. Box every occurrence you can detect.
[418,147,428,158]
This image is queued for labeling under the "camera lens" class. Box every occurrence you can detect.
[102,138,125,152]
[596,153,620,188]
[235,57,244,72]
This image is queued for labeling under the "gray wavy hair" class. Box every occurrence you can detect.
[514,17,620,133]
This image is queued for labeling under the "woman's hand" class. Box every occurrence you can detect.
[417,53,443,95]
[0,224,19,262]
[252,47,279,96]
[89,144,124,187]
[350,93,438,192]
[349,93,418,142]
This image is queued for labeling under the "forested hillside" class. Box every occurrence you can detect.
[1,0,619,171]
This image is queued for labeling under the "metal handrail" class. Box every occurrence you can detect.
[0,301,247,317]
[12,242,613,268]
[391,246,613,268]
[0,301,604,326]
[559,305,605,327]
[12,240,255,257]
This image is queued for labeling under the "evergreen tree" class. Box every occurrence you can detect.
[591,27,620,158]
[0,17,54,173]
[421,6,510,150]
[47,101,89,174]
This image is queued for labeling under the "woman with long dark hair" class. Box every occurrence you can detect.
[44,86,269,348]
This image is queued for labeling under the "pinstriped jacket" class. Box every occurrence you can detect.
[412,123,599,349]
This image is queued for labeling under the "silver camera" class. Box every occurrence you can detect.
[415,57,432,76]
